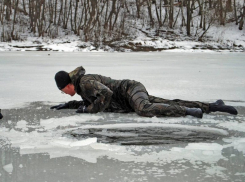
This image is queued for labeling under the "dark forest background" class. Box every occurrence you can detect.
[0,0,244,43]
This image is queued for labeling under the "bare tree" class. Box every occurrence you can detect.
[186,0,191,35]
[11,0,19,39]
[146,0,154,27]
[219,0,225,25]
[239,4,245,30]
[169,0,174,28]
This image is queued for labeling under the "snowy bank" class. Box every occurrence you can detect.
[0,23,245,52]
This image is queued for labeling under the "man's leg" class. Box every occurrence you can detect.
[148,95,237,115]
[126,82,202,118]
[148,95,210,113]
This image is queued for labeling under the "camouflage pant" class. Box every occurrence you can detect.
[127,82,210,117]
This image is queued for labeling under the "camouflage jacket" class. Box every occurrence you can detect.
[68,66,135,113]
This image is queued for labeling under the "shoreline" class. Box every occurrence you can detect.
[1,38,244,52]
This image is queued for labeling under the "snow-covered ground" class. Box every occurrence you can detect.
[0,23,245,52]
[0,52,245,181]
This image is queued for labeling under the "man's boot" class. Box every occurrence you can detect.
[209,100,238,115]
[186,108,203,118]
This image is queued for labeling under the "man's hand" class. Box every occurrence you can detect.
[50,103,69,110]
[76,105,87,113]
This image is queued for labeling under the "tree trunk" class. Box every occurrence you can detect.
[70,0,73,31]
[136,0,141,18]
[226,0,232,12]
[169,0,174,28]
[239,5,245,30]
[208,0,212,8]
[57,0,63,26]
[11,0,19,39]
[203,0,206,31]
[112,2,121,31]
[54,0,57,25]
[74,0,79,33]
[155,0,162,27]
[219,0,225,25]
[63,0,67,28]
[198,0,203,28]
[5,0,12,21]
[146,0,154,27]
[234,0,238,25]
[22,0,27,15]
[180,1,186,26]
[186,0,191,35]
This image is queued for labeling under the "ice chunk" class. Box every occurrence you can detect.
[75,123,229,136]
[90,143,122,151]
[185,143,223,151]
[51,138,97,148]
[40,115,102,130]
[70,138,97,147]
[3,163,13,173]
[51,140,73,148]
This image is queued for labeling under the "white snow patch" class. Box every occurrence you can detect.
[218,121,245,132]
[3,163,13,174]
[235,172,245,176]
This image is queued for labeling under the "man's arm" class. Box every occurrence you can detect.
[67,100,87,109]
[51,100,87,110]
[79,80,113,113]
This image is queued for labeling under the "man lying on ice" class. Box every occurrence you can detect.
[51,66,238,118]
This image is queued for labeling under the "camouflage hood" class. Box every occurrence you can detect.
[69,66,86,90]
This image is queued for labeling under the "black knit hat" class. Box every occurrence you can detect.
[55,71,71,90]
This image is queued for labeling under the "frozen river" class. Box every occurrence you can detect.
[0,52,245,182]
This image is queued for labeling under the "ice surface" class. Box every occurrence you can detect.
[0,52,245,109]
[0,52,245,181]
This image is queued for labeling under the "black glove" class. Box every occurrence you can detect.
[50,103,69,110]
[0,109,3,119]
[76,105,87,113]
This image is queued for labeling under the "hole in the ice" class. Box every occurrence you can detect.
[67,126,228,145]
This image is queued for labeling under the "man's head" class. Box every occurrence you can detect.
[55,71,76,96]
